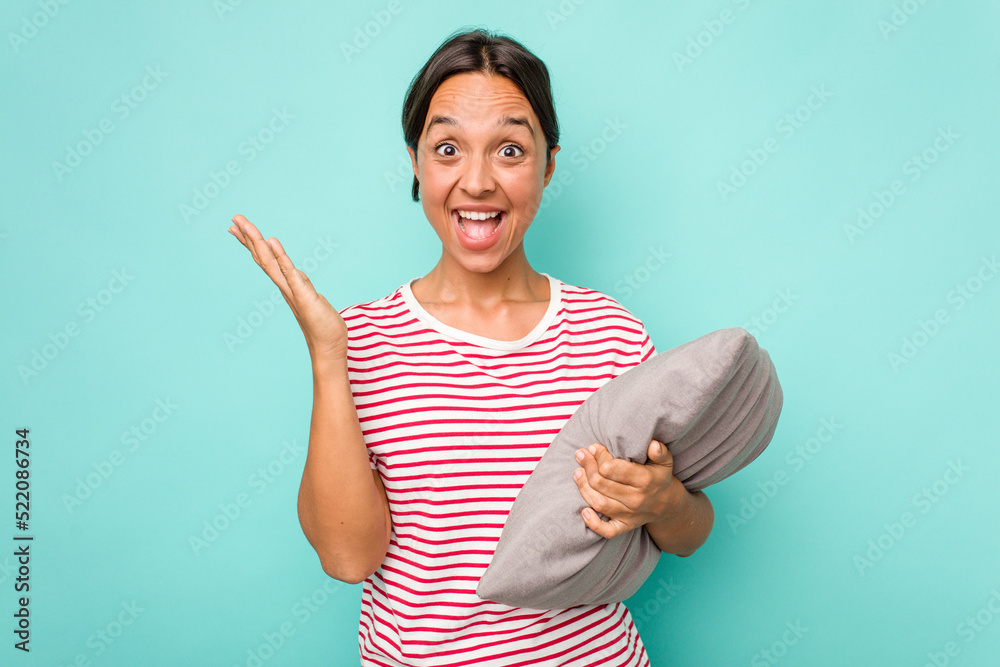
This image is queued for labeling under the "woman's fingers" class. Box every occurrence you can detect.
[229,214,349,360]
[230,215,323,324]
[297,268,315,287]
[267,236,311,300]
[229,225,254,257]
[233,215,269,265]
[231,215,263,266]
[231,214,294,298]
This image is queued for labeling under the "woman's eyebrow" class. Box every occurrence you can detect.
[426,114,535,140]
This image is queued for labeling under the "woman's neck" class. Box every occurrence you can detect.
[412,250,548,308]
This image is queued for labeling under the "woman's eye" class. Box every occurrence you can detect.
[435,143,457,157]
[433,143,523,158]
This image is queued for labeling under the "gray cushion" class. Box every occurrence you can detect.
[476,327,782,609]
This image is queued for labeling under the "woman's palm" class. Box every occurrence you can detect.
[229,214,348,361]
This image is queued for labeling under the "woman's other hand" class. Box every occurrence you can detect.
[229,214,348,362]
[571,439,685,539]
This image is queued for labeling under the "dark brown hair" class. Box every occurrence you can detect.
[401,27,560,202]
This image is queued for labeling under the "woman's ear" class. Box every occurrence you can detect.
[407,145,418,178]
[543,145,560,187]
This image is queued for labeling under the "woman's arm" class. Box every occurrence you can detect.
[228,215,390,584]
[642,486,714,557]
[297,355,391,584]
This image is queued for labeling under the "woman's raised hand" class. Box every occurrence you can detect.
[228,214,349,362]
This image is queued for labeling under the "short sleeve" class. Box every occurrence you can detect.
[638,322,657,363]
[368,451,378,470]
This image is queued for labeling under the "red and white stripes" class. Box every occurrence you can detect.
[340,273,656,666]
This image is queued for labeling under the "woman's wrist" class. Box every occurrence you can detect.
[644,489,714,557]
[311,351,349,378]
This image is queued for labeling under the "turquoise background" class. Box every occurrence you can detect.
[2,1,998,665]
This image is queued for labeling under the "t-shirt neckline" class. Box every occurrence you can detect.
[399,272,562,351]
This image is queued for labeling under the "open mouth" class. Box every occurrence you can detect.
[454,209,506,240]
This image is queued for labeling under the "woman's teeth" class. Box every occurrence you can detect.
[456,210,500,220]
[457,211,502,239]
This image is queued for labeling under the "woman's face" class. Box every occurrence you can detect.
[408,71,559,272]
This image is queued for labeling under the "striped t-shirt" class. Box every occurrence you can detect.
[339,272,658,667]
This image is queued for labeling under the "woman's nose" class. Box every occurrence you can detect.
[459,153,496,195]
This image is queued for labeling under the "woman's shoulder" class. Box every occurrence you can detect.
[555,275,645,325]
[555,275,656,360]
[336,281,409,325]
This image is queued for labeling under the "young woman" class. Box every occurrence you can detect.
[229,27,713,667]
